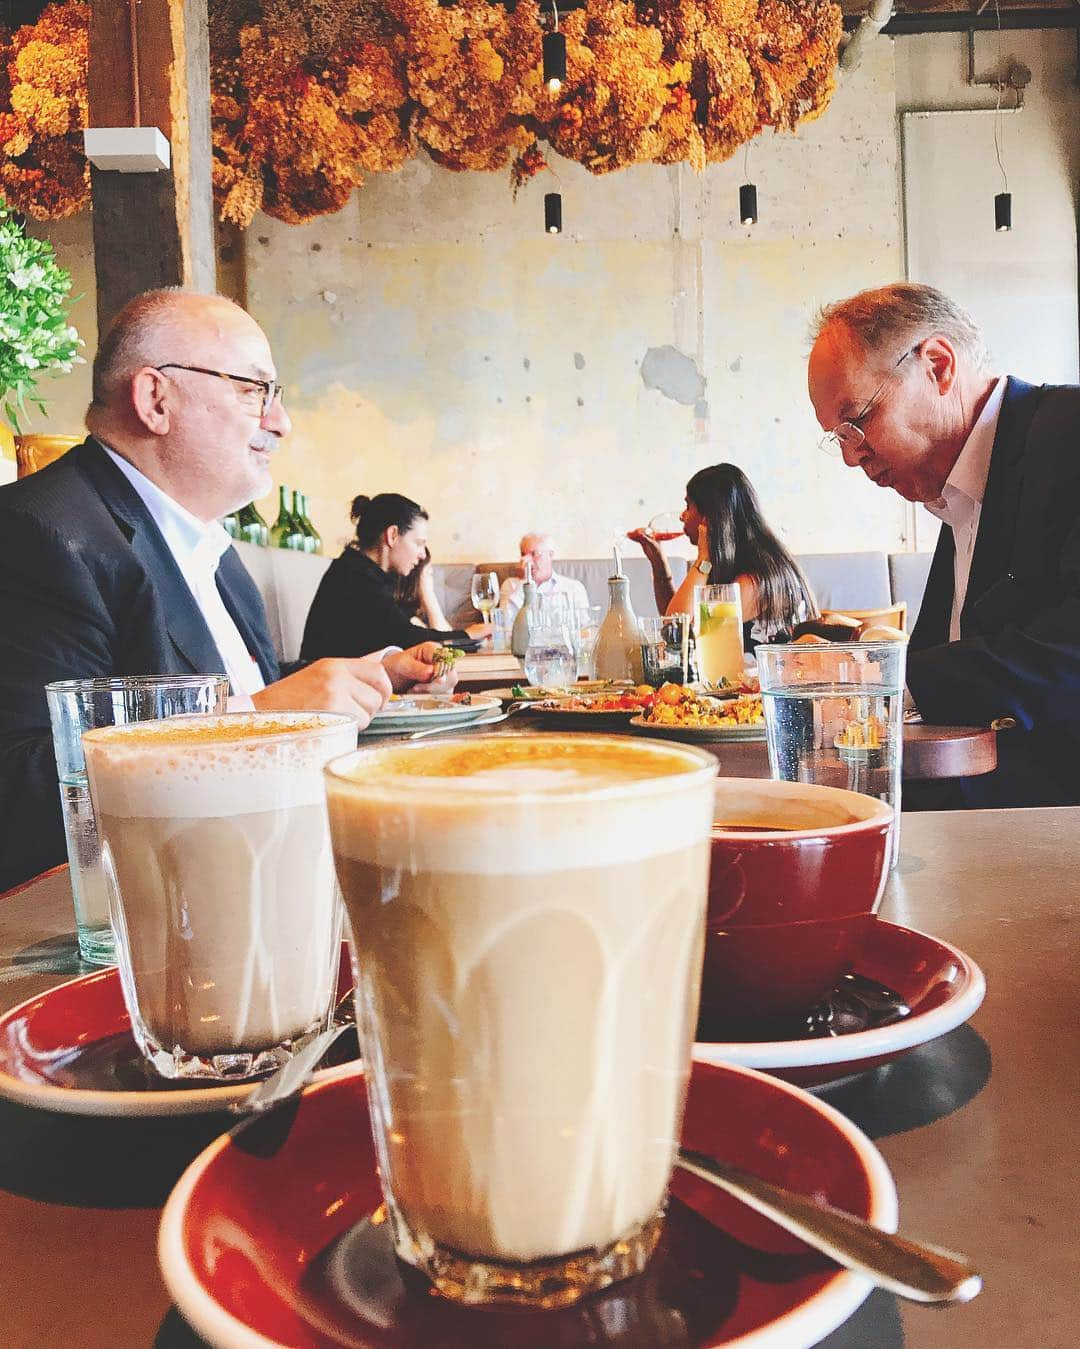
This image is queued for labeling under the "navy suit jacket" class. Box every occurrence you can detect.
[907,378,1080,807]
[0,439,280,890]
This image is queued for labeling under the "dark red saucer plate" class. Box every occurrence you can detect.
[159,1061,897,1349]
[0,950,356,1117]
[694,921,985,1088]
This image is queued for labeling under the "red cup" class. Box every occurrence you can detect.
[700,779,892,1036]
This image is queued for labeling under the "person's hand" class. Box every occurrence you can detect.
[251,657,391,728]
[383,643,459,693]
[627,526,663,559]
[465,622,492,640]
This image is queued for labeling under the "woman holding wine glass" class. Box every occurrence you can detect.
[300,493,490,661]
[628,463,816,649]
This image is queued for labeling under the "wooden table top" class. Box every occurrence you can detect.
[2,808,1077,1346]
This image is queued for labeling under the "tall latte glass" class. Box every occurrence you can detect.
[325,734,717,1308]
[83,712,356,1081]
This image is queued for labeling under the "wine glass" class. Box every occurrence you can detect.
[470,572,499,645]
[647,510,685,542]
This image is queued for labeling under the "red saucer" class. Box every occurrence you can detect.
[0,948,355,1116]
[160,1061,897,1348]
[695,920,986,1087]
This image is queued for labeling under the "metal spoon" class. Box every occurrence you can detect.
[676,1148,981,1305]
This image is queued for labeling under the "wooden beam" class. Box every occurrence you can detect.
[87,0,215,335]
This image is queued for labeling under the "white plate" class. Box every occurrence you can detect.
[364,695,500,733]
[629,714,767,742]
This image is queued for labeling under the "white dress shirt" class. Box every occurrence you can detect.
[102,447,266,698]
[923,376,1007,642]
[500,570,591,618]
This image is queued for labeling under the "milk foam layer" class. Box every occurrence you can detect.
[327,736,715,875]
[85,712,357,818]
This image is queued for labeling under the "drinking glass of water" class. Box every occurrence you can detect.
[45,675,230,966]
[524,624,577,689]
[757,641,907,868]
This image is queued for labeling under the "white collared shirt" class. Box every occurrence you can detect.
[102,446,266,698]
[499,570,591,617]
[923,377,1007,642]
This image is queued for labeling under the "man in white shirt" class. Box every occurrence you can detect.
[807,281,1080,808]
[499,532,590,618]
[0,288,448,888]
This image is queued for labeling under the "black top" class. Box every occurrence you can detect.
[907,377,1080,807]
[301,549,469,660]
[0,439,280,891]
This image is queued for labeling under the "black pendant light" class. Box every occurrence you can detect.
[545,192,562,235]
[994,192,1012,232]
[543,3,565,93]
[739,143,758,226]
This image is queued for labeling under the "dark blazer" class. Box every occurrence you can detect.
[907,377,1080,807]
[300,548,469,661]
[0,439,280,890]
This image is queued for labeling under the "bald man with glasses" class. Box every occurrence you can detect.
[0,288,450,890]
[808,281,1080,809]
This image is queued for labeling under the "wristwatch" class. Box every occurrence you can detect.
[694,558,712,576]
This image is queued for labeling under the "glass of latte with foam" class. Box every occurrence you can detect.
[325,733,717,1308]
[83,711,357,1081]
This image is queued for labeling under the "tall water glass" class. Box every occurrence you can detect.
[693,584,744,688]
[574,604,604,679]
[640,614,691,687]
[489,608,513,654]
[757,642,907,868]
[45,675,229,966]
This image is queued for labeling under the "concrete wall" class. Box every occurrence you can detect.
[10,30,1078,564]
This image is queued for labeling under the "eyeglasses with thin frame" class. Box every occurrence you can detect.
[818,344,920,458]
[154,363,285,418]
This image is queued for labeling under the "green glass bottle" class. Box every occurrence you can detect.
[292,490,316,554]
[269,485,297,549]
[237,502,270,547]
[300,493,322,555]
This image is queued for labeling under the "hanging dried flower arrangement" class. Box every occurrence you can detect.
[0,0,842,226]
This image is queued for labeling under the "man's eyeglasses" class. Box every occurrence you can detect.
[818,344,920,458]
[154,363,285,418]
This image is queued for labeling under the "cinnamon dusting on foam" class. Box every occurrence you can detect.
[83,712,338,747]
[338,736,701,788]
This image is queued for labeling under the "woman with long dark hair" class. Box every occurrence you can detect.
[300,493,488,660]
[629,464,816,645]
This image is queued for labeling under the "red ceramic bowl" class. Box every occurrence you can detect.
[701,779,892,1032]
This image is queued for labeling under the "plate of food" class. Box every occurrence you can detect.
[493,680,635,703]
[631,684,767,742]
[528,687,657,723]
[692,673,761,699]
[364,693,500,734]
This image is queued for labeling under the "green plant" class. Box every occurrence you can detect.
[0,198,81,430]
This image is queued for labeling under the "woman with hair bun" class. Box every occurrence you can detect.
[300,493,489,660]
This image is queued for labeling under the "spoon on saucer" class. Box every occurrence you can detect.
[229,988,356,1117]
[676,1148,981,1305]
[231,1047,981,1303]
